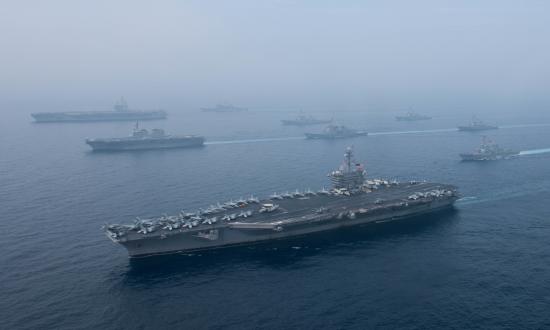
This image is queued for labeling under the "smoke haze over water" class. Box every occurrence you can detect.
[1,0,549,114]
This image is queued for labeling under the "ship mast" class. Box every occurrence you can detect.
[114,97,129,112]
[345,147,352,173]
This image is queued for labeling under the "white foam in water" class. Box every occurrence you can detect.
[206,125,550,146]
[456,178,550,207]
[519,148,550,156]
[370,128,458,136]
[500,123,550,129]
[207,128,458,145]
[456,196,478,205]
[206,136,304,145]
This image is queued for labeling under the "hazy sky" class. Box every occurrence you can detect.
[1,0,549,112]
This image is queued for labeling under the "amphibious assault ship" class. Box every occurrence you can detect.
[460,136,518,161]
[31,97,167,123]
[104,147,458,257]
[282,115,333,126]
[201,104,248,112]
[305,125,368,139]
[395,112,432,121]
[86,123,204,151]
[458,116,498,132]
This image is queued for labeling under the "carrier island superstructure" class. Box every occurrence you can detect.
[104,147,458,257]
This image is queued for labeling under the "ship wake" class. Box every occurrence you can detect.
[519,148,550,156]
[456,179,550,206]
[206,124,550,146]
[206,136,303,145]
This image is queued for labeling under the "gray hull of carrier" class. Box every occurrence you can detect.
[86,136,204,151]
[32,111,167,123]
[103,147,458,257]
[31,97,167,122]
[86,125,204,151]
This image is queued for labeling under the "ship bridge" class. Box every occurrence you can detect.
[329,147,366,190]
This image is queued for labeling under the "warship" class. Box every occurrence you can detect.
[201,104,248,112]
[395,112,432,121]
[282,115,333,126]
[31,98,167,123]
[104,147,459,257]
[458,116,498,132]
[460,136,518,161]
[305,125,368,139]
[86,123,204,151]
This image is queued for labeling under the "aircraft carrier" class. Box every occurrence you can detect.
[104,147,459,257]
[31,97,167,123]
[86,123,204,151]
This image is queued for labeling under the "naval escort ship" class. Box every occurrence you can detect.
[281,115,333,126]
[201,104,248,112]
[458,116,498,132]
[460,136,518,161]
[395,112,432,121]
[104,147,459,257]
[86,123,204,151]
[305,125,368,139]
[31,97,167,123]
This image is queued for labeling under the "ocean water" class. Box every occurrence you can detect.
[1,109,550,329]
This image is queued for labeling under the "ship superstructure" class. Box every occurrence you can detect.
[86,122,204,151]
[460,136,518,161]
[31,97,167,123]
[329,147,366,189]
[104,147,458,257]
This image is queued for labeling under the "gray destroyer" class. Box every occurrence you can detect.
[395,112,432,121]
[305,125,368,139]
[31,97,167,123]
[86,123,204,151]
[104,147,458,257]
[282,115,333,126]
[460,136,518,161]
[201,104,247,112]
[458,116,498,132]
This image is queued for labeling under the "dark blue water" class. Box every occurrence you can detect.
[2,109,550,329]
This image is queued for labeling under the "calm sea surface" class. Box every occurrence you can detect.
[1,108,550,329]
